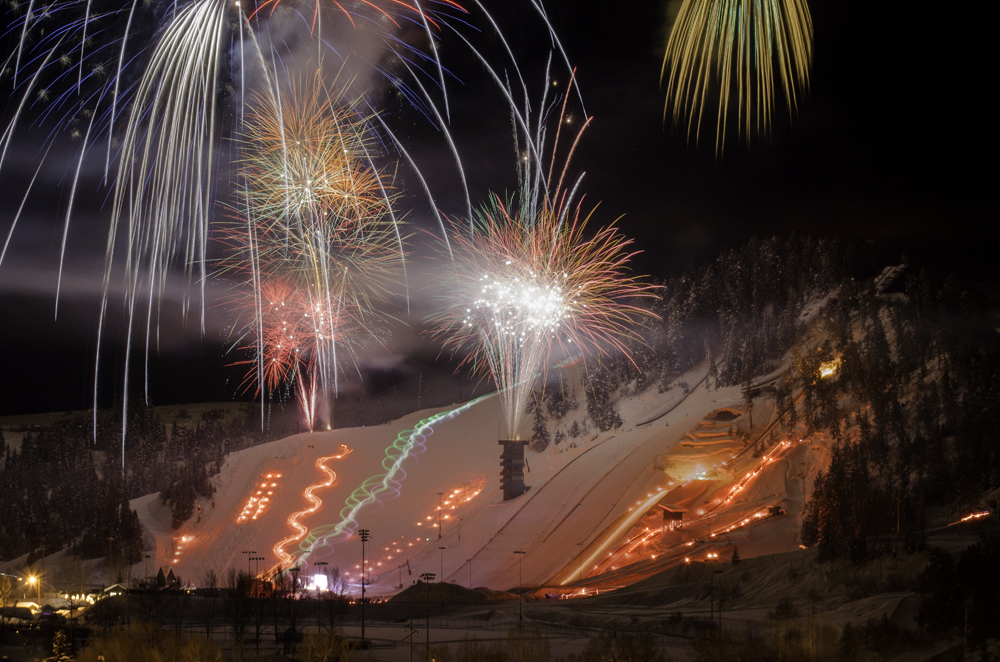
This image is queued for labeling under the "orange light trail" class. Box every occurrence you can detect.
[950,510,990,526]
[273,445,352,567]
[577,439,802,582]
[719,440,793,507]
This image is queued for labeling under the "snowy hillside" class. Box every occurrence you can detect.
[134,339,824,599]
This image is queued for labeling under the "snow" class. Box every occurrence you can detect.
[123,292,884,603]
[132,351,819,602]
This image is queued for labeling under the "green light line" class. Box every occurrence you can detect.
[296,392,495,565]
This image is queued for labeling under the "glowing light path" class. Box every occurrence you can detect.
[560,438,803,586]
[561,486,671,585]
[295,393,494,566]
[273,445,352,567]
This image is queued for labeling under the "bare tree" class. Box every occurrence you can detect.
[249,574,268,658]
[166,589,190,636]
[269,570,289,651]
[320,567,347,634]
[201,569,220,639]
[224,568,250,660]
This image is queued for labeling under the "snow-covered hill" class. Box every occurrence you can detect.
[134,343,824,600]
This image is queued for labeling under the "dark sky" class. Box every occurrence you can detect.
[0,0,993,416]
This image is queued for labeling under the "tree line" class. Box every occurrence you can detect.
[0,401,267,565]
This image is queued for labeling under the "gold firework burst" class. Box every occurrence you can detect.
[661,0,813,153]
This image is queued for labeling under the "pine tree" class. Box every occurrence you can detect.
[783,369,798,431]
[44,630,73,662]
[799,470,823,547]
[530,405,550,453]
[705,340,718,389]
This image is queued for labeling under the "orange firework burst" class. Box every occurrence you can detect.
[239,74,390,236]
[221,75,405,429]
[230,276,361,392]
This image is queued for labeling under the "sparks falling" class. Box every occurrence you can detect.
[437,188,656,438]
[220,77,403,431]
[661,0,813,152]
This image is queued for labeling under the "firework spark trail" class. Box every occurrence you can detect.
[661,0,813,152]
[273,444,352,567]
[92,0,230,445]
[289,393,494,569]
[2,0,591,472]
[428,63,657,439]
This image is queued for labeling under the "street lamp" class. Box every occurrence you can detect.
[289,566,301,658]
[313,561,328,590]
[706,552,723,633]
[439,547,446,582]
[513,551,526,625]
[420,572,435,655]
[251,556,265,577]
[314,561,328,632]
[359,529,370,647]
[242,550,256,576]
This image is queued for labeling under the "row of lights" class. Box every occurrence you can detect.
[237,472,283,523]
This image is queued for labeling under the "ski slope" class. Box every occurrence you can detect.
[134,358,816,596]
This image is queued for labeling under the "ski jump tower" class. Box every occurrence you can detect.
[498,440,529,500]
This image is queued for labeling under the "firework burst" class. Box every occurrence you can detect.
[221,75,404,431]
[436,187,656,439]
[1,0,584,471]
[661,0,813,153]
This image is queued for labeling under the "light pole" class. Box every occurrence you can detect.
[143,555,150,589]
[313,561,328,591]
[577,542,584,582]
[242,550,256,576]
[251,556,265,577]
[314,561,328,632]
[438,547,445,582]
[436,493,444,539]
[706,552,723,633]
[513,551,525,625]
[289,566,301,658]
[420,572,435,656]
[466,559,473,589]
[707,553,716,626]
[359,528,369,646]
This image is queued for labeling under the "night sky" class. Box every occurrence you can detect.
[0,0,993,416]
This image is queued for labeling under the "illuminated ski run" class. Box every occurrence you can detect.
[272,444,352,568]
[293,393,494,566]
